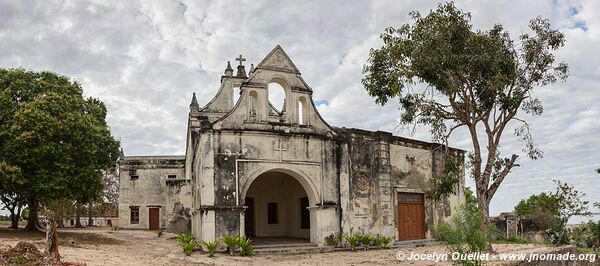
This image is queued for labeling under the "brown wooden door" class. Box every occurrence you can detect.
[149,207,160,230]
[244,197,255,237]
[397,193,425,241]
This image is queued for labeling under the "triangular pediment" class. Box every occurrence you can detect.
[255,45,301,74]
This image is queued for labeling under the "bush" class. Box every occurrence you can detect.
[110,226,120,231]
[358,234,373,251]
[435,203,491,266]
[374,234,393,249]
[202,240,219,257]
[181,240,196,256]
[324,233,341,247]
[157,229,165,237]
[176,234,196,244]
[344,234,361,251]
[177,233,197,256]
[222,234,240,256]
[238,235,254,256]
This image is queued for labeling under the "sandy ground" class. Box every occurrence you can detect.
[0,226,578,266]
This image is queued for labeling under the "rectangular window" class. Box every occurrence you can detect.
[167,174,176,179]
[130,206,139,224]
[267,202,278,224]
[129,169,139,180]
[300,197,310,229]
[398,193,423,203]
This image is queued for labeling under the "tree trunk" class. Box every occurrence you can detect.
[58,215,64,228]
[24,196,40,231]
[476,191,494,251]
[10,211,19,229]
[44,212,60,262]
[75,204,83,228]
[88,203,93,227]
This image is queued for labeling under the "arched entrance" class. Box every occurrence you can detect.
[243,170,312,244]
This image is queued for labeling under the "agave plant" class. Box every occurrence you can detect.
[202,240,219,257]
[359,234,373,251]
[181,240,197,256]
[222,234,240,256]
[344,234,361,252]
[238,235,254,256]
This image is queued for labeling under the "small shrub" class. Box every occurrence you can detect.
[177,233,196,244]
[374,234,393,249]
[238,235,254,256]
[181,240,197,256]
[435,202,492,266]
[157,229,165,237]
[359,234,373,251]
[111,226,120,231]
[324,233,341,247]
[344,234,361,251]
[202,240,219,257]
[222,234,240,255]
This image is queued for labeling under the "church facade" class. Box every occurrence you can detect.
[118,46,465,245]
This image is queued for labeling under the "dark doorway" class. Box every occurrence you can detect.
[300,197,310,229]
[149,207,160,230]
[244,197,255,237]
[397,192,425,241]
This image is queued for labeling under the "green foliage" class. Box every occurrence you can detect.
[358,234,373,251]
[177,233,197,256]
[514,192,561,231]
[181,240,197,256]
[157,229,165,237]
[362,2,568,222]
[176,234,196,244]
[221,234,240,255]
[202,240,219,257]
[324,233,341,247]
[110,226,119,231]
[427,156,462,201]
[373,234,394,249]
[435,203,491,266]
[0,68,120,229]
[238,235,254,256]
[344,234,361,251]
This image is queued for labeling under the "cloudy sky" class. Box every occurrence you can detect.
[1,0,598,217]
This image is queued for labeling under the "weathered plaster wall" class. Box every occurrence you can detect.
[118,156,187,230]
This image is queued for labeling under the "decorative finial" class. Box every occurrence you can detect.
[249,63,255,74]
[224,61,233,77]
[190,92,199,112]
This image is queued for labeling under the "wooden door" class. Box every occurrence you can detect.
[244,197,255,237]
[397,193,425,241]
[149,207,160,230]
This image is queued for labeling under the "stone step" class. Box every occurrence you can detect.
[393,239,441,248]
[254,245,334,255]
[254,242,315,249]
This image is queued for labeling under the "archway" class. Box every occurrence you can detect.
[243,170,312,245]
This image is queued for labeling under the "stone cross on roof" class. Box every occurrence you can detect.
[236,54,246,66]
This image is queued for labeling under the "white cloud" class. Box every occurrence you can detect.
[1,0,598,215]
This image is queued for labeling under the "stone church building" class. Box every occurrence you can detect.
[118,46,465,245]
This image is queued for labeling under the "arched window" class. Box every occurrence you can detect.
[249,90,258,116]
[232,86,241,106]
[298,96,308,125]
[268,82,286,113]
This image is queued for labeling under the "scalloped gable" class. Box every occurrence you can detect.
[255,45,301,74]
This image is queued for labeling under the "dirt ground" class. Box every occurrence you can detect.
[0,226,581,265]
